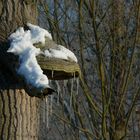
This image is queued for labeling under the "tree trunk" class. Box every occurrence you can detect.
[0,88,40,140]
[0,0,46,139]
[0,0,38,41]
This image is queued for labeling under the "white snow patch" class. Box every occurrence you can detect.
[44,45,78,62]
[18,48,49,88]
[7,23,51,88]
[7,23,78,89]
[27,23,52,44]
[8,28,32,55]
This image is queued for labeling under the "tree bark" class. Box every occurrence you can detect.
[0,0,46,139]
[0,0,38,41]
[0,88,40,140]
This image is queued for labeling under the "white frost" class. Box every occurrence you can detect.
[7,23,51,88]
[44,45,78,63]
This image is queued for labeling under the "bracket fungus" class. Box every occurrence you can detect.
[7,23,80,97]
[36,37,80,80]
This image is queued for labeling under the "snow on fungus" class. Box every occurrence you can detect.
[7,23,78,89]
[7,23,52,89]
[27,23,52,44]
[44,45,78,63]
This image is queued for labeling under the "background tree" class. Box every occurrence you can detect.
[38,0,140,140]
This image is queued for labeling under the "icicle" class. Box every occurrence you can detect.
[63,80,68,99]
[50,95,53,115]
[62,80,66,103]
[57,90,60,105]
[56,81,60,105]
[70,76,74,108]
[43,98,46,123]
[49,80,52,87]
[51,70,54,78]
[46,97,49,128]
[62,80,65,94]
[64,80,68,95]
[73,72,76,81]
[76,78,79,95]
[64,80,68,91]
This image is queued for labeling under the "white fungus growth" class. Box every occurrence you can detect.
[7,23,78,89]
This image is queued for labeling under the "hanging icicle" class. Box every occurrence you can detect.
[76,78,79,95]
[63,80,68,101]
[56,81,61,105]
[43,97,46,123]
[50,95,53,115]
[64,80,68,92]
[73,72,76,81]
[57,90,60,105]
[51,70,54,79]
[70,74,74,108]
[62,80,66,104]
[46,97,49,128]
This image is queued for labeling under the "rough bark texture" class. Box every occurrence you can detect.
[0,89,40,140]
[0,0,38,41]
[0,0,44,139]
[0,53,44,139]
